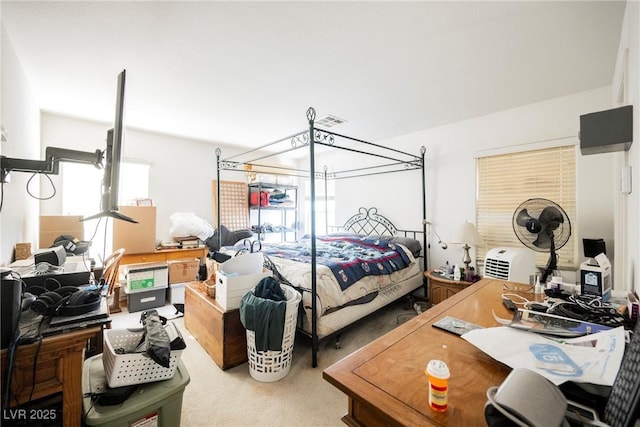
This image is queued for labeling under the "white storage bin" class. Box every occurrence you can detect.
[168,283,186,304]
[245,284,301,382]
[216,252,270,310]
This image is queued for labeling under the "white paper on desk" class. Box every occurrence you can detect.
[462,326,625,386]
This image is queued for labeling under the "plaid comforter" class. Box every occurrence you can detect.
[256,234,412,290]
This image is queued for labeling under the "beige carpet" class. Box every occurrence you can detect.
[109,297,419,426]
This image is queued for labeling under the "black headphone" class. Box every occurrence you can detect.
[29,284,101,317]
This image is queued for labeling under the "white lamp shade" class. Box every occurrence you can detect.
[452,221,485,247]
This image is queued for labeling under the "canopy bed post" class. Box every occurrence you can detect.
[216,147,222,250]
[323,165,329,236]
[213,107,427,367]
[420,146,428,295]
[307,107,319,368]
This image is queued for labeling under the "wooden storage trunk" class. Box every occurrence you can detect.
[184,281,247,370]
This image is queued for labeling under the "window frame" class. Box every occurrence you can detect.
[475,144,577,272]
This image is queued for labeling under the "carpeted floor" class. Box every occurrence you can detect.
[109,296,420,426]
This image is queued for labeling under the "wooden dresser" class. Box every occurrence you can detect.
[121,246,207,265]
[184,281,247,370]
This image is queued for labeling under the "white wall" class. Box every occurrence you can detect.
[617,0,640,293]
[2,3,638,293]
[321,87,617,287]
[0,27,41,265]
[39,113,249,249]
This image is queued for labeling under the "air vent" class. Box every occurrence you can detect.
[316,115,347,128]
[484,258,510,280]
[483,247,536,284]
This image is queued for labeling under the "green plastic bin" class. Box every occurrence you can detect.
[82,354,190,427]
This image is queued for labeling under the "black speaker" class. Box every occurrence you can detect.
[1,274,22,349]
[580,105,633,155]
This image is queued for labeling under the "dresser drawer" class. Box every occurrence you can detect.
[122,253,166,264]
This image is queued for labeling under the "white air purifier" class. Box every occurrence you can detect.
[483,247,536,284]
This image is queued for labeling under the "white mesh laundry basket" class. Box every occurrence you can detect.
[246,284,301,382]
[102,328,183,387]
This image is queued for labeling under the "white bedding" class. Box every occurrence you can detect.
[267,244,421,318]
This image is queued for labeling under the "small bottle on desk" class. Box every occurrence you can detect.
[453,265,461,281]
[426,359,450,412]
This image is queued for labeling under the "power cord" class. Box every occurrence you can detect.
[547,295,626,328]
[26,172,56,200]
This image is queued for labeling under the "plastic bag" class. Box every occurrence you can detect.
[138,310,171,368]
[169,212,214,241]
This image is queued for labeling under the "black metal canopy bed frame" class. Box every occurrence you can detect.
[215,107,427,367]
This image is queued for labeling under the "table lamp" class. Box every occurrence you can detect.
[452,221,485,269]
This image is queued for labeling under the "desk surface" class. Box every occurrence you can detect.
[323,278,531,426]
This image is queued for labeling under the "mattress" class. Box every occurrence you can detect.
[268,244,421,317]
[221,234,423,338]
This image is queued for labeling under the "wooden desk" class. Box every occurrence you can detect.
[323,278,525,426]
[425,270,475,304]
[121,246,207,265]
[1,327,101,427]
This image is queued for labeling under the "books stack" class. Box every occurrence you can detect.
[173,236,201,249]
[157,241,181,250]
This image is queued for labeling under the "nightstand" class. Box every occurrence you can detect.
[425,270,475,304]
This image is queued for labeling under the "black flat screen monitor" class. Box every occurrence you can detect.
[83,70,137,223]
[583,238,606,258]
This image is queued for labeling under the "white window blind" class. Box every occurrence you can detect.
[476,145,577,271]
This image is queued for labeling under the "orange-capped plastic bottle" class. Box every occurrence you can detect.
[425,359,450,412]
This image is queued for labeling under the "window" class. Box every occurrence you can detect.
[62,161,150,215]
[476,145,576,270]
[62,161,150,257]
[304,178,335,235]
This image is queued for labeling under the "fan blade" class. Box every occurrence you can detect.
[533,232,553,249]
[515,209,531,227]
[539,206,564,231]
[515,209,542,233]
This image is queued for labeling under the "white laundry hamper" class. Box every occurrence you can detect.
[245,284,301,382]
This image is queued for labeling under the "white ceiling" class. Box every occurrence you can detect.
[1,1,626,149]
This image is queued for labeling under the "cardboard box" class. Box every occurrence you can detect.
[580,253,612,302]
[122,262,168,293]
[112,206,156,254]
[205,257,221,281]
[216,252,271,310]
[39,215,84,249]
[168,258,200,284]
[168,283,186,304]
